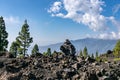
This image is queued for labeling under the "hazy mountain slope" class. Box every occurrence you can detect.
[39,38,117,54]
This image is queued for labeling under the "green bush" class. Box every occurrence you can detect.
[17,54,24,58]
[114,58,120,61]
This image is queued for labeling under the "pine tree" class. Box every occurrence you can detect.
[113,40,120,57]
[96,51,99,58]
[91,53,94,59]
[43,52,47,56]
[16,20,33,56]
[79,50,83,57]
[47,48,51,56]
[0,16,8,52]
[43,50,51,56]
[9,41,19,57]
[83,46,88,58]
[32,44,39,55]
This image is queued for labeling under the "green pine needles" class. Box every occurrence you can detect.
[0,16,8,52]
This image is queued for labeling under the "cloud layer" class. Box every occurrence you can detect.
[4,16,21,26]
[113,4,120,15]
[48,0,120,39]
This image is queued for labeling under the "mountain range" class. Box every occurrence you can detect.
[39,38,117,54]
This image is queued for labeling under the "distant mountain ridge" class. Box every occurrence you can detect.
[39,38,117,54]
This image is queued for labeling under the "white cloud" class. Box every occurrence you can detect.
[113,4,120,14]
[48,1,62,14]
[81,13,107,31]
[98,32,120,40]
[48,0,107,31]
[109,16,120,31]
[4,16,21,26]
[86,31,120,40]
[48,0,120,40]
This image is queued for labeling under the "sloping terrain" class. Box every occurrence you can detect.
[39,38,117,54]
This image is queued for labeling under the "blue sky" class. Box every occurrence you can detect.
[0,0,120,47]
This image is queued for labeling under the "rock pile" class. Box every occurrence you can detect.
[60,39,76,56]
[0,54,120,80]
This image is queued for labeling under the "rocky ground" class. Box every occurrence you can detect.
[0,52,120,80]
[0,53,120,80]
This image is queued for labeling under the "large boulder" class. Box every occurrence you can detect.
[60,39,76,56]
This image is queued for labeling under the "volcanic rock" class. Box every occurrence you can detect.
[60,39,76,56]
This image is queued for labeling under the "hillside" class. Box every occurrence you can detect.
[39,38,117,54]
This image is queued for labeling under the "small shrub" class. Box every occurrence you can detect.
[114,58,120,61]
[17,54,24,58]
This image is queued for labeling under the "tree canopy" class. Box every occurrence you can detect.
[91,53,94,59]
[96,51,99,58]
[79,50,83,57]
[113,40,120,57]
[83,46,88,58]
[16,20,33,56]
[9,41,19,57]
[0,16,8,52]
[47,48,51,56]
[32,44,39,54]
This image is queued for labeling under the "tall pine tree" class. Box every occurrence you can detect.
[16,20,33,56]
[96,51,99,58]
[83,46,88,58]
[0,16,8,52]
[9,41,19,57]
[91,53,94,59]
[32,44,39,55]
[47,48,51,56]
[79,50,83,57]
